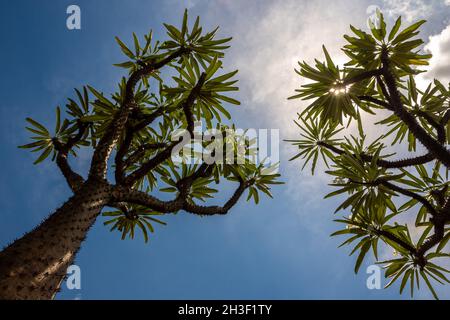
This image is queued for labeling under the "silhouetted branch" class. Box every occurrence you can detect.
[317,141,435,168]
[52,121,89,192]
[184,73,207,135]
[114,109,166,184]
[343,69,382,85]
[89,48,188,180]
[123,74,207,185]
[123,142,179,186]
[123,143,168,167]
[112,176,249,216]
[376,179,437,216]
[380,49,450,168]
[183,179,249,215]
[358,95,393,110]
[376,229,417,254]
[416,110,446,143]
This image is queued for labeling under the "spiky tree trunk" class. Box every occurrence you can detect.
[0,181,111,299]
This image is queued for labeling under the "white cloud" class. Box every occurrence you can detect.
[382,0,434,21]
[219,0,370,136]
[422,24,450,83]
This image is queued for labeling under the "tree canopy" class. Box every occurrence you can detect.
[288,12,450,299]
[19,10,281,243]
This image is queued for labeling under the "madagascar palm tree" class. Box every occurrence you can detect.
[0,10,281,299]
[288,12,450,298]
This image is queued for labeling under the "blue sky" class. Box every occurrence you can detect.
[0,0,449,299]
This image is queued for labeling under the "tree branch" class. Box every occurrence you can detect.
[416,219,445,256]
[380,49,450,168]
[106,201,129,213]
[376,229,417,254]
[375,179,437,216]
[414,191,450,257]
[112,178,248,216]
[113,163,249,217]
[414,194,449,259]
[111,185,184,213]
[376,75,391,102]
[348,177,437,216]
[317,141,435,168]
[183,179,248,215]
[416,110,446,143]
[123,73,207,185]
[358,95,393,110]
[123,142,168,168]
[343,69,382,85]
[123,142,179,186]
[131,108,165,133]
[114,109,166,184]
[184,73,207,135]
[52,121,88,192]
[88,48,188,180]
[114,126,134,184]
[441,109,450,127]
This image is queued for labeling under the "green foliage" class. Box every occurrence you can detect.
[344,13,431,73]
[285,116,344,173]
[289,13,450,299]
[326,147,399,214]
[19,117,55,164]
[379,252,450,300]
[377,77,448,151]
[113,9,232,79]
[159,163,218,203]
[103,206,166,243]
[19,98,90,163]
[332,206,400,272]
[160,9,232,67]
[162,56,240,127]
[159,130,282,206]
[398,163,448,223]
[20,10,281,244]
[240,162,283,204]
[289,46,372,124]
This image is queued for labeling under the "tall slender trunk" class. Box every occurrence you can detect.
[0,181,111,299]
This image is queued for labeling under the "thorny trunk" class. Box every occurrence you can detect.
[0,181,111,299]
